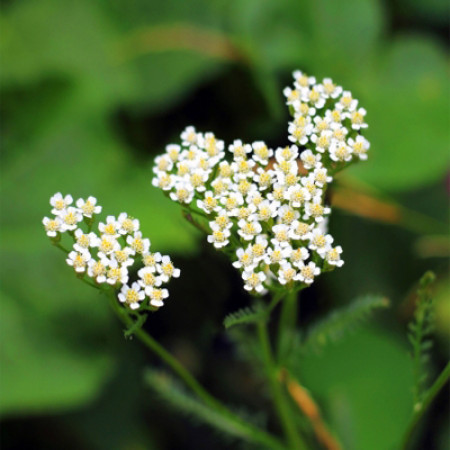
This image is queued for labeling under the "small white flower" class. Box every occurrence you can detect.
[50,193,73,215]
[181,126,200,146]
[238,220,262,241]
[288,121,312,145]
[278,204,299,225]
[289,220,313,241]
[66,250,91,273]
[76,196,101,218]
[60,207,83,232]
[233,247,256,270]
[264,246,291,265]
[152,172,175,191]
[118,282,146,310]
[117,212,140,235]
[252,141,273,166]
[301,175,321,198]
[74,229,97,252]
[350,107,368,130]
[321,78,342,99]
[126,231,151,255]
[303,86,326,109]
[250,236,268,263]
[197,191,220,214]
[296,261,321,285]
[166,144,181,162]
[336,91,358,112]
[211,212,232,231]
[87,258,108,284]
[157,255,181,282]
[147,287,169,308]
[348,135,370,160]
[329,141,352,162]
[113,247,135,267]
[331,123,348,142]
[293,71,316,89]
[272,224,291,247]
[290,247,309,267]
[229,139,252,160]
[312,167,332,188]
[142,252,162,269]
[242,270,266,293]
[105,259,129,285]
[311,130,332,153]
[170,183,195,204]
[99,216,120,237]
[278,262,297,285]
[188,169,209,192]
[232,158,256,180]
[308,229,333,256]
[207,229,231,248]
[154,154,174,173]
[222,192,244,215]
[286,186,310,208]
[254,168,273,190]
[301,150,321,170]
[43,216,62,237]
[95,235,120,257]
[325,109,344,124]
[138,266,162,289]
[304,198,331,223]
[326,246,344,267]
[275,145,299,162]
[256,200,278,222]
[283,87,301,105]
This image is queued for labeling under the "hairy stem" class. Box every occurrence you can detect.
[277,289,299,365]
[258,320,306,449]
[108,291,286,450]
[401,361,450,449]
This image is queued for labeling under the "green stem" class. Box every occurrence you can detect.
[277,289,299,365]
[258,320,306,449]
[401,361,450,449]
[107,291,285,450]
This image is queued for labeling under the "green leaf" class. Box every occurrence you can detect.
[301,295,390,352]
[223,306,265,329]
[0,290,114,417]
[408,271,436,405]
[144,369,257,442]
[349,37,450,190]
[289,326,414,450]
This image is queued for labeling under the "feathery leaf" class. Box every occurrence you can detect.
[301,295,390,353]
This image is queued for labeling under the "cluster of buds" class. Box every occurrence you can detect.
[152,71,369,294]
[43,193,180,310]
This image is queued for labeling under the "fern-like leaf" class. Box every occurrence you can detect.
[224,306,265,329]
[408,271,436,406]
[144,369,263,445]
[301,294,390,353]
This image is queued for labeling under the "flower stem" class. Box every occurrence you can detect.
[277,289,299,365]
[258,320,306,449]
[107,291,286,450]
[401,361,450,449]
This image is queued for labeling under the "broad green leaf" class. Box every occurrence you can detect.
[290,326,413,450]
[349,37,450,190]
[0,290,114,417]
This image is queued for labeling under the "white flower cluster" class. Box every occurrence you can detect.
[43,193,180,310]
[152,71,369,294]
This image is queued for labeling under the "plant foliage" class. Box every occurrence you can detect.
[301,295,390,353]
[408,271,436,407]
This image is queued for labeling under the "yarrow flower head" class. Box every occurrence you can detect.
[152,70,370,295]
[43,194,180,311]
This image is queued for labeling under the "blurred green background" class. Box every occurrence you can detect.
[1,0,449,449]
